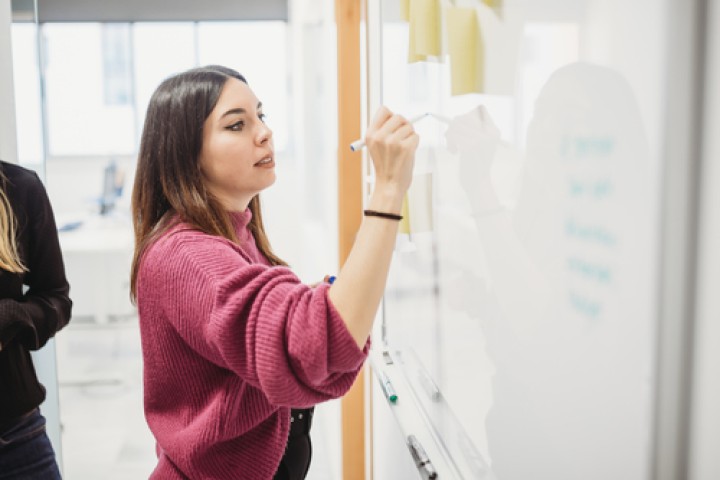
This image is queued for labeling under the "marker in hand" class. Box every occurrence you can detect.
[349,112,449,152]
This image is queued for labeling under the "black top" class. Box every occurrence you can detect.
[0,161,71,430]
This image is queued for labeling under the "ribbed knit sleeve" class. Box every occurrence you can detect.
[138,228,368,407]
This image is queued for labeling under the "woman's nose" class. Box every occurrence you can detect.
[257,122,273,145]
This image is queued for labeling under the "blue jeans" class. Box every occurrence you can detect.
[0,409,62,479]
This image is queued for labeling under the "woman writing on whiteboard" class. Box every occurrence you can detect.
[0,161,72,479]
[130,65,418,479]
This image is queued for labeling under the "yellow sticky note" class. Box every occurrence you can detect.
[399,194,411,234]
[408,0,441,62]
[446,7,484,95]
[408,23,427,63]
[400,0,410,21]
[482,0,503,19]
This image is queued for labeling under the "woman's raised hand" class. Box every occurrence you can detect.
[327,107,419,347]
[364,106,420,196]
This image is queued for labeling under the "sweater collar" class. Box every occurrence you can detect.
[229,208,253,233]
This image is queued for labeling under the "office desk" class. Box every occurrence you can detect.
[58,213,135,323]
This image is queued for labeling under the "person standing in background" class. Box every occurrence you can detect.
[0,160,72,479]
[130,65,418,479]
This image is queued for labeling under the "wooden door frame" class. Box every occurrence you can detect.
[336,0,366,479]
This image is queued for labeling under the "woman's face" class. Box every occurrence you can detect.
[199,78,275,211]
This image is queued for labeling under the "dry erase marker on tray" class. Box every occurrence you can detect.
[379,371,398,403]
[407,434,438,479]
[350,112,450,152]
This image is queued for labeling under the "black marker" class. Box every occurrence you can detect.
[407,434,438,479]
[421,461,438,479]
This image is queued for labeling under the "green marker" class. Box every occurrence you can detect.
[380,371,398,403]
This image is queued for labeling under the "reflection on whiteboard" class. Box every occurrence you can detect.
[384,62,657,479]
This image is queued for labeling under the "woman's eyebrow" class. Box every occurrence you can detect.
[220,102,262,118]
[221,107,246,118]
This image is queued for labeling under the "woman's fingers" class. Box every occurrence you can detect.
[368,106,393,134]
[391,122,416,142]
[401,131,420,150]
[378,114,413,139]
[367,114,414,149]
[364,107,419,195]
[367,106,414,139]
[378,114,409,136]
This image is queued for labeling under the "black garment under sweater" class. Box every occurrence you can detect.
[0,161,72,431]
[274,408,314,480]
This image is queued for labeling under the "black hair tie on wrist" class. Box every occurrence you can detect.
[363,209,403,221]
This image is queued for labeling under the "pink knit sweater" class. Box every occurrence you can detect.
[136,210,368,479]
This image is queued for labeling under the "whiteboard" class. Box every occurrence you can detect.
[368,1,677,478]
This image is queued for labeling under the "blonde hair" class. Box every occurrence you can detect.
[0,173,26,273]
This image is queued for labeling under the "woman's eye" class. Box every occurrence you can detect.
[259,113,267,123]
[227,120,245,131]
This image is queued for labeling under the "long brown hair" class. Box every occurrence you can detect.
[0,169,26,273]
[130,66,286,300]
